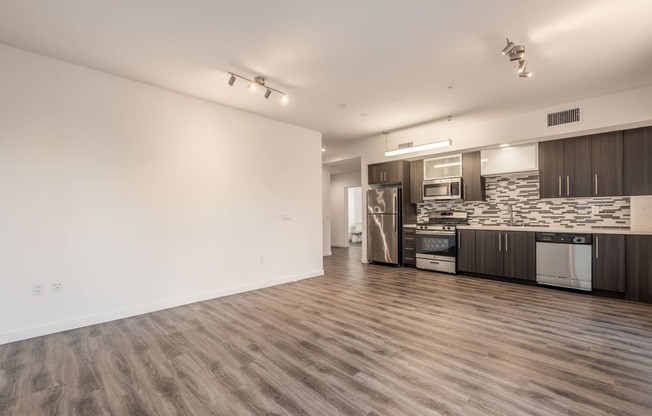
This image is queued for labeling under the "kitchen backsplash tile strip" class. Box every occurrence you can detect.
[417,174,630,228]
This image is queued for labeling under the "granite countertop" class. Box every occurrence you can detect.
[457,224,652,235]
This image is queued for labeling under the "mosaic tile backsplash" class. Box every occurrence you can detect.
[417,175,630,229]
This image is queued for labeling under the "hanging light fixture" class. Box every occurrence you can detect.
[227,72,288,103]
[384,116,453,157]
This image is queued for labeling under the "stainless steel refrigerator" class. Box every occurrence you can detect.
[367,187,401,265]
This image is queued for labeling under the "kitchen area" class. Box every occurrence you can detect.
[366,124,652,304]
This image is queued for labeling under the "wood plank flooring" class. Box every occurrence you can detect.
[2,246,652,415]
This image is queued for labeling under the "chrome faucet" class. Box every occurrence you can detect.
[507,204,514,226]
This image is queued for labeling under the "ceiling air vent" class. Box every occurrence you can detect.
[547,107,581,127]
[398,142,414,149]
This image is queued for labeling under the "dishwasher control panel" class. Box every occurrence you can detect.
[535,232,592,244]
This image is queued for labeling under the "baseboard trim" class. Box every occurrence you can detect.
[0,269,324,345]
[323,250,332,256]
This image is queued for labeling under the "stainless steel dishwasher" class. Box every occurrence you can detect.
[535,232,592,291]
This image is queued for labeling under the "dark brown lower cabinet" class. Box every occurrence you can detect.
[592,234,625,292]
[472,230,535,280]
[625,235,652,303]
[503,231,536,280]
[403,227,416,267]
[457,230,476,272]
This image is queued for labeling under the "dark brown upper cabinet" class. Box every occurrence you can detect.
[624,126,652,196]
[409,159,424,204]
[368,161,405,185]
[541,131,624,198]
[539,136,592,198]
[462,152,485,201]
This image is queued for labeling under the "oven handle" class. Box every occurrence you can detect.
[416,230,456,236]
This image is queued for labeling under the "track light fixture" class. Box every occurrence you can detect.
[227,72,288,103]
[501,38,515,55]
[502,38,532,78]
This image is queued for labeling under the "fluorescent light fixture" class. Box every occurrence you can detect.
[499,143,510,148]
[501,38,515,55]
[384,139,451,157]
[264,88,272,99]
[228,74,236,86]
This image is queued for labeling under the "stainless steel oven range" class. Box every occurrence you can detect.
[415,211,468,274]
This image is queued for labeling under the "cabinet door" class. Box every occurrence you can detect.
[591,131,623,197]
[624,126,652,196]
[462,152,484,201]
[424,155,462,179]
[409,160,424,204]
[503,232,536,280]
[564,136,592,197]
[457,230,476,273]
[538,140,566,198]
[384,161,401,184]
[592,234,625,292]
[625,235,652,303]
[475,230,504,276]
[368,163,384,185]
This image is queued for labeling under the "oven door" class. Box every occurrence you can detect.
[415,230,457,260]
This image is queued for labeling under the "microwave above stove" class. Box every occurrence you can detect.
[423,178,462,201]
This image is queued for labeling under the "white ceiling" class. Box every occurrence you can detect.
[2,1,652,149]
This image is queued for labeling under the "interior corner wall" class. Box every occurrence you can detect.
[322,168,332,255]
[0,44,323,345]
[329,171,362,248]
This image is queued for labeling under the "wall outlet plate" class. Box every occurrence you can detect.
[32,282,43,296]
[52,280,63,293]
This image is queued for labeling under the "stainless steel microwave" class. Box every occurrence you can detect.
[423,178,462,200]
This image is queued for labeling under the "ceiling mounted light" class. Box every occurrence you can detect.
[384,116,453,157]
[501,38,515,55]
[501,39,533,78]
[227,72,288,103]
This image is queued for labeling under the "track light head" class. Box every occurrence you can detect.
[501,38,515,55]
[517,60,527,73]
[509,45,525,61]
[228,72,287,103]
[519,70,533,78]
[228,74,236,86]
[264,88,271,99]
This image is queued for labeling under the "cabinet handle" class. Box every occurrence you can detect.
[566,176,570,196]
[594,174,598,195]
[464,184,467,200]
[558,176,562,196]
[405,237,414,240]
[498,233,502,251]
[596,236,599,259]
[505,233,508,252]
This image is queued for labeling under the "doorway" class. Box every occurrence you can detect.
[346,187,362,248]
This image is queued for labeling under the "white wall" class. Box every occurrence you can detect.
[322,168,332,255]
[347,187,362,235]
[0,44,323,344]
[330,171,361,247]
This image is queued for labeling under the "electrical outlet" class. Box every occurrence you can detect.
[259,256,265,264]
[32,282,43,296]
[52,280,63,293]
